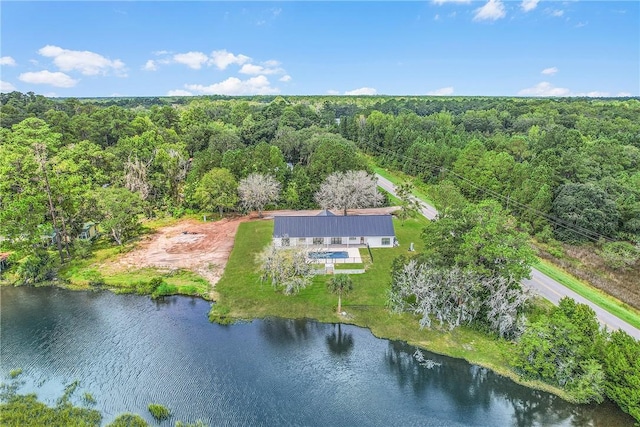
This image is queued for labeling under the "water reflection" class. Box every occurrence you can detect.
[1,287,634,427]
[259,318,320,346]
[326,323,354,356]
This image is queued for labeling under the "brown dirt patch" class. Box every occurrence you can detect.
[107,217,249,292]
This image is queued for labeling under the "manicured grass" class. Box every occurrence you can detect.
[210,216,573,401]
[534,259,640,330]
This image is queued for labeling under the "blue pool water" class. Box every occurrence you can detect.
[309,251,349,259]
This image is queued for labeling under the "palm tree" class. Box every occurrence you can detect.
[327,274,353,314]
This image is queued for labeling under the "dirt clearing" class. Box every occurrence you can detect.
[109,217,248,291]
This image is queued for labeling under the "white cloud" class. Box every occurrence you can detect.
[279,75,292,82]
[153,50,170,56]
[575,91,610,97]
[143,60,157,71]
[167,89,193,96]
[239,63,284,75]
[427,86,454,96]
[517,82,570,96]
[521,0,539,12]
[19,70,78,88]
[0,56,16,66]
[473,0,506,21]
[1,80,17,92]
[550,9,564,17]
[173,51,209,69]
[432,0,471,4]
[38,45,126,76]
[209,49,251,70]
[617,92,632,97]
[344,87,377,96]
[185,75,279,95]
[327,90,340,95]
[541,67,558,76]
[263,59,280,67]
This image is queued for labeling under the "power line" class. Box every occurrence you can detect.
[360,137,619,243]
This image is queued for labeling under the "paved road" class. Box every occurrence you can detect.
[376,173,640,339]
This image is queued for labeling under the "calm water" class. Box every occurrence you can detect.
[0,287,633,426]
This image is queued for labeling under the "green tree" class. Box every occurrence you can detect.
[194,168,238,217]
[395,182,421,225]
[95,187,143,245]
[552,183,619,242]
[422,200,535,282]
[327,274,353,314]
[602,330,640,422]
[514,298,606,403]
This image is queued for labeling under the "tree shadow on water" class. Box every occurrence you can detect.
[259,318,322,347]
[325,323,354,357]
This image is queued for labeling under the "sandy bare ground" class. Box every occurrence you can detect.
[104,207,399,294]
[107,217,249,291]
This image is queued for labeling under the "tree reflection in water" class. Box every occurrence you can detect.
[259,318,320,347]
[325,323,354,357]
[382,340,631,426]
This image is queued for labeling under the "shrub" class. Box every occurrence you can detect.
[147,403,170,421]
[8,369,22,379]
[72,239,93,260]
[82,392,96,405]
[15,251,58,285]
[151,283,178,299]
[107,413,149,427]
[598,241,639,271]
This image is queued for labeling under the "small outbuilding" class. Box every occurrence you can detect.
[273,211,396,248]
[79,222,98,240]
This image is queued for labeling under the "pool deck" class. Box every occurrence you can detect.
[308,247,362,264]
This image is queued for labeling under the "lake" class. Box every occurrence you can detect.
[0,286,633,426]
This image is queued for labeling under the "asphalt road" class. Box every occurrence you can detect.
[376,173,640,339]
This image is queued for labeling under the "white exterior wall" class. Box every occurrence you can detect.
[364,236,395,248]
[274,236,395,248]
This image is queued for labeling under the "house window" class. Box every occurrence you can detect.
[282,237,290,247]
[298,237,306,244]
[381,237,391,246]
[331,237,342,245]
[349,237,357,241]
[313,237,324,245]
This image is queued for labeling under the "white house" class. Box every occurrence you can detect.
[273,211,396,248]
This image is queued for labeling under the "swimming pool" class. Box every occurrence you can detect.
[308,251,349,259]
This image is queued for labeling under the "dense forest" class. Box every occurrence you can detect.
[1,91,639,420]
[1,91,638,299]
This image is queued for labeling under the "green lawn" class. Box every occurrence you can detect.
[210,216,573,402]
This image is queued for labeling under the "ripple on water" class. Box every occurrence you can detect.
[0,287,635,427]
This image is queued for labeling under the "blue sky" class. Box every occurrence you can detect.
[1,1,638,97]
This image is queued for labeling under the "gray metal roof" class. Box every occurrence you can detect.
[273,215,395,238]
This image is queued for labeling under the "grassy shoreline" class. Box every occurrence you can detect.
[210,217,576,403]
